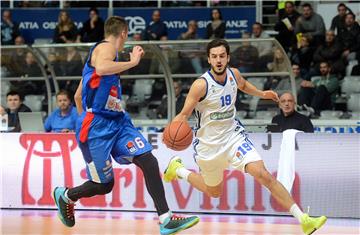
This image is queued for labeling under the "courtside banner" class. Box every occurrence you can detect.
[1,133,359,218]
[7,7,255,43]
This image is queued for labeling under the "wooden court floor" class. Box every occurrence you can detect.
[1,209,359,235]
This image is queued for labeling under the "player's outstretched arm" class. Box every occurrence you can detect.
[231,68,279,102]
[94,44,144,76]
[74,79,83,115]
[173,78,207,122]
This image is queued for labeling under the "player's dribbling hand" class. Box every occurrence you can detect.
[263,90,279,102]
[130,45,144,66]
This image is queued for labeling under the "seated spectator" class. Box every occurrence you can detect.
[298,61,339,116]
[142,10,167,41]
[312,30,345,78]
[295,3,326,47]
[156,80,185,118]
[205,8,226,39]
[338,13,360,62]
[251,22,273,71]
[268,92,314,133]
[330,3,353,34]
[275,63,303,95]
[267,48,287,72]
[44,90,78,133]
[0,90,32,132]
[79,7,104,42]
[53,10,79,43]
[231,32,259,73]
[274,1,300,51]
[177,20,203,74]
[289,34,314,80]
[1,10,20,45]
[6,35,26,77]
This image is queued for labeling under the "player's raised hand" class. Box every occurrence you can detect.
[130,45,144,66]
[263,90,279,102]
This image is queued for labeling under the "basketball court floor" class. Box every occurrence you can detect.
[1,209,359,234]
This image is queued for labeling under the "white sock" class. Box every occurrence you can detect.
[159,211,171,224]
[176,167,191,181]
[64,189,75,203]
[290,204,304,222]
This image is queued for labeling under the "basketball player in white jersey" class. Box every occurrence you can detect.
[164,39,327,235]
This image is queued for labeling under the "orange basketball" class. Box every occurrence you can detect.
[163,120,193,151]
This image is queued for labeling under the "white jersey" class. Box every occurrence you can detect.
[194,68,245,147]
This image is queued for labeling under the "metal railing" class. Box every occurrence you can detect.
[1,38,293,122]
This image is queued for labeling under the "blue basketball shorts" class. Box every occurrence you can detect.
[75,112,153,183]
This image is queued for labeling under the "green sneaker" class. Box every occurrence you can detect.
[163,156,184,183]
[53,187,75,227]
[301,213,327,235]
[159,214,200,235]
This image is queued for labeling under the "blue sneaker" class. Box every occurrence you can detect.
[159,214,199,235]
[53,187,75,227]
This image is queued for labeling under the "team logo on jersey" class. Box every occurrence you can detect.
[126,141,137,153]
[236,150,244,160]
[210,84,216,93]
[210,109,234,120]
[229,76,235,85]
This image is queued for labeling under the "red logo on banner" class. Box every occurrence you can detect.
[20,133,77,205]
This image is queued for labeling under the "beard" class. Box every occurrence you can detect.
[211,64,227,76]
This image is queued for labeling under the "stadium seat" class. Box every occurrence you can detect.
[246,77,267,90]
[347,93,360,112]
[23,95,44,112]
[132,79,153,103]
[298,110,310,117]
[236,110,247,119]
[341,76,360,95]
[346,60,358,76]
[254,110,278,120]
[320,110,343,119]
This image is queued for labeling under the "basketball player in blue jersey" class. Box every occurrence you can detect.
[164,39,327,235]
[53,16,199,235]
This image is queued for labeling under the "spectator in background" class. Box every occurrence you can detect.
[156,80,186,119]
[338,13,360,62]
[80,7,104,42]
[1,10,20,45]
[295,3,326,47]
[44,90,78,133]
[231,32,259,73]
[142,10,168,40]
[330,3,353,33]
[275,63,304,95]
[7,35,26,77]
[268,92,313,133]
[274,1,300,51]
[58,38,83,97]
[289,34,314,80]
[313,30,345,78]
[177,20,203,74]
[53,10,79,43]
[205,8,226,39]
[251,22,273,71]
[0,90,32,132]
[267,48,287,72]
[23,51,42,77]
[298,61,339,116]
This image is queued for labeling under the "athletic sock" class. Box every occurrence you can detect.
[176,167,191,181]
[159,211,171,224]
[290,204,304,223]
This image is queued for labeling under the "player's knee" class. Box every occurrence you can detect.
[97,179,114,194]
[134,152,159,172]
